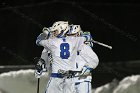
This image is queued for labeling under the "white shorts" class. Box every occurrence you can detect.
[45,77,76,93]
[75,81,92,93]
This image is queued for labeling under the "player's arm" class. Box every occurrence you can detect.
[41,49,49,71]
[35,27,51,78]
[36,33,52,50]
[36,26,52,47]
[34,49,52,78]
[79,44,99,77]
[80,31,98,69]
[81,44,99,69]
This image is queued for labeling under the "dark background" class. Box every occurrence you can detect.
[0,0,140,88]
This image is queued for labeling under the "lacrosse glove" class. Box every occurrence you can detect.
[34,57,46,78]
[78,66,93,79]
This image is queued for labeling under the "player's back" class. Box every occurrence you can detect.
[75,44,99,82]
[46,36,85,73]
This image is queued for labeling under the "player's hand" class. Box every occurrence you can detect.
[82,32,93,47]
[82,32,92,41]
[34,57,46,75]
[79,66,92,79]
[42,27,50,36]
[34,70,42,78]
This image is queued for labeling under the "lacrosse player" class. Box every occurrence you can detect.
[36,21,87,93]
[67,25,99,93]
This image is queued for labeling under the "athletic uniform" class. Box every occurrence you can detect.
[41,48,52,73]
[67,25,99,93]
[75,44,99,93]
[36,36,85,93]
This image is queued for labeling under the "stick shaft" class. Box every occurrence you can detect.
[92,40,112,49]
[37,78,40,93]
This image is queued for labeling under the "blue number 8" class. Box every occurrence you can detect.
[60,43,70,59]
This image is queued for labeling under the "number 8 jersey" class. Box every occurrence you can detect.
[37,36,85,73]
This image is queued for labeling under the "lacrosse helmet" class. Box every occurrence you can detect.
[51,21,69,37]
[67,25,81,35]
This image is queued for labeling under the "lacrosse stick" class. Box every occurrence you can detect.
[92,40,112,49]
[37,78,40,93]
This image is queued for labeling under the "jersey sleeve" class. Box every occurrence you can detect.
[41,48,49,62]
[36,38,52,50]
[36,33,52,49]
[80,44,99,69]
[41,48,51,71]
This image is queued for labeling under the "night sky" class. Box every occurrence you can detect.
[0,0,140,87]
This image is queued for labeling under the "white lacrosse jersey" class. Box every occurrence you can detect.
[38,36,85,73]
[75,44,99,82]
[75,44,99,71]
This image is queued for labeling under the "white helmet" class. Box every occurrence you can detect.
[67,25,81,35]
[51,21,69,37]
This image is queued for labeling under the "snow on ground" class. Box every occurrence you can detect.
[0,69,140,93]
[92,79,119,93]
[0,69,49,93]
[93,75,140,93]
